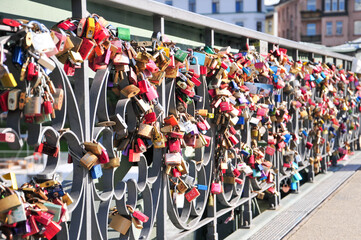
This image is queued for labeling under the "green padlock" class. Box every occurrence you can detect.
[117,27,130,41]
[204,46,215,54]
[174,50,188,63]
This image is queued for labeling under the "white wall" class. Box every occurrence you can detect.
[153,0,266,31]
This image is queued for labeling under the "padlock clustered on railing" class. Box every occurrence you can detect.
[0,20,64,124]
[0,174,72,240]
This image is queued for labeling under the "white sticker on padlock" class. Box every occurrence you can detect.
[176,193,185,208]
[183,121,194,133]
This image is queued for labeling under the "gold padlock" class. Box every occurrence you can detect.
[103,157,120,169]
[109,213,132,235]
[80,152,98,170]
[120,85,140,98]
[138,123,153,139]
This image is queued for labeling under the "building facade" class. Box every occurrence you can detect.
[275,0,361,46]
[154,0,267,32]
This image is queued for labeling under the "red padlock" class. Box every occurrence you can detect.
[185,187,200,202]
[43,221,62,240]
[64,61,75,76]
[43,100,53,115]
[34,211,54,226]
[190,76,201,86]
[93,25,110,44]
[144,112,156,123]
[233,168,241,177]
[0,91,9,112]
[228,135,239,145]
[27,62,38,81]
[0,133,15,143]
[22,216,40,238]
[137,138,147,153]
[138,80,149,94]
[306,142,313,149]
[265,146,276,155]
[172,168,181,178]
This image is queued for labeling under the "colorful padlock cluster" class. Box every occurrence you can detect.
[1,14,361,237]
[0,19,64,124]
[0,174,72,239]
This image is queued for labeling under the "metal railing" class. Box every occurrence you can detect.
[0,1,360,240]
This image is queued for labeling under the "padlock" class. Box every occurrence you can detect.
[185,187,200,202]
[165,152,182,165]
[211,182,222,194]
[0,65,17,88]
[138,123,153,139]
[79,38,96,60]
[90,164,103,179]
[80,152,98,170]
[120,84,140,98]
[168,139,181,152]
[145,85,158,102]
[0,187,21,213]
[109,213,132,235]
[43,221,62,239]
[7,89,21,111]
[265,145,276,155]
[84,142,103,155]
[176,179,188,194]
[53,88,64,110]
[128,148,141,162]
[164,115,178,127]
[103,157,120,169]
[34,211,54,226]
[62,192,73,206]
[22,216,40,238]
[127,205,149,223]
[24,96,42,117]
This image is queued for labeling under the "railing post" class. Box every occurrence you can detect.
[308,52,314,61]
[153,14,167,240]
[205,28,214,48]
[322,55,326,63]
[292,49,299,61]
[342,60,346,70]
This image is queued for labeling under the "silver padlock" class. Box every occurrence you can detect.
[24,96,42,117]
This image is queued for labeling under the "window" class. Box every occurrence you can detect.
[189,0,196,12]
[332,0,338,11]
[326,22,333,35]
[325,0,331,11]
[165,0,172,6]
[356,0,361,11]
[268,21,272,33]
[212,0,219,13]
[307,0,316,11]
[257,0,262,12]
[235,21,244,27]
[306,23,316,36]
[257,21,262,32]
[339,0,345,11]
[355,21,361,35]
[336,21,343,35]
[236,0,244,13]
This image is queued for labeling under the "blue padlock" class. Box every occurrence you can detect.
[257,164,264,171]
[243,67,251,76]
[290,182,298,190]
[253,169,262,178]
[196,184,208,191]
[302,130,308,137]
[90,164,103,179]
[292,162,299,170]
[315,77,323,84]
[310,74,315,81]
[284,134,292,143]
[240,149,249,157]
[237,116,245,125]
[230,80,239,91]
[273,74,279,83]
[270,66,278,74]
[191,52,206,66]
[12,46,24,66]
[292,172,302,181]
[320,71,326,78]
[275,94,281,103]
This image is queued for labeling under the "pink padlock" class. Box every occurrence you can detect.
[99,148,110,164]
[228,135,239,145]
[220,102,231,112]
[168,139,181,153]
[211,182,222,194]
[146,60,159,73]
[138,80,149,94]
[265,146,276,155]
[132,210,149,223]
[145,85,158,102]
